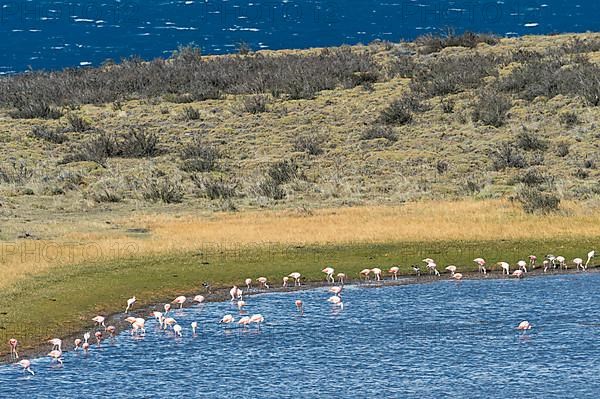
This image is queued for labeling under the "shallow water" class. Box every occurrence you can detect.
[2,0,600,73]
[2,273,600,398]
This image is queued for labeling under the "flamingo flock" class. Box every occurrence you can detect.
[6,249,595,376]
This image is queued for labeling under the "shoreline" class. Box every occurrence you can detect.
[3,264,596,365]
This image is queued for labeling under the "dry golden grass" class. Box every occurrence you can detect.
[2,199,600,289]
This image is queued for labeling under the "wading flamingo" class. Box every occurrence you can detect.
[337,273,346,285]
[295,300,304,313]
[445,265,457,277]
[164,303,171,314]
[250,314,264,328]
[48,350,63,365]
[191,321,198,335]
[220,314,235,325]
[516,320,533,330]
[574,258,584,271]
[125,296,136,313]
[74,339,81,350]
[237,300,246,311]
[162,318,176,331]
[245,278,252,289]
[512,270,524,279]
[82,342,90,352]
[230,286,243,300]
[517,260,528,273]
[546,255,557,269]
[9,338,18,360]
[426,262,440,276]
[92,315,106,328]
[543,260,550,273]
[257,277,270,289]
[238,316,251,328]
[585,250,595,270]
[289,272,302,286]
[106,326,116,337]
[282,276,289,287]
[556,256,566,270]
[473,258,487,275]
[172,296,186,309]
[529,255,537,269]
[371,268,382,281]
[498,262,510,275]
[327,295,344,309]
[83,332,90,345]
[94,331,102,345]
[18,359,34,375]
[388,266,400,280]
[329,286,343,296]
[452,273,463,281]
[359,268,371,281]
[173,324,182,337]
[322,267,335,284]
[193,295,205,304]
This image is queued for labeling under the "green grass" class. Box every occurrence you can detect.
[1,237,597,354]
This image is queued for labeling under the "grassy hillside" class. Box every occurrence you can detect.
[0,32,599,230]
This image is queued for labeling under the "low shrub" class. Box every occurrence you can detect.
[415,31,499,54]
[67,114,92,132]
[472,89,512,127]
[379,96,420,125]
[490,142,528,171]
[516,185,560,214]
[293,134,325,155]
[28,125,68,144]
[9,102,63,119]
[242,94,269,114]
[191,175,238,199]
[140,173,184,203]
[516,130,548,151]
[360,126,398,142]
[180,106,201,121]
[179,136,220,172]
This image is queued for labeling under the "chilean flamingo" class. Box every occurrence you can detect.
[546,255,557,269]
[237,300,246,311]
[512,270,524,279]
[445,265,457,276]
[556,256,566,269]
[371,268,382,281]
[125,296,136,313]
[257,277,270,289]
[517,260,528,273]
[322,267,335,284]
[543,260,550,273]
[426,262,440,276]
[498,262,510,275]
[94,331,102,345]
[164,303,171,314]
[359,268,371,281]
[92,315,106,328]
[295,300,304,314]
[586,250,595,270]
[473,258,486,274]
[574,258,584,271]
[388,266,400,280]
[162,317,176,330]
[249,314,264,328]
[337,273,346,284]
[282,276,289,287]
[82,342,90,352]
[193,295,205,304]
[230,286,242,300]
[48,350,63,365]
[238,316,251,328]
[9,338,18,360]
[220,314,235,324]
[74,339,82,350]
[289,272,302,286]
[83,332,90,345]
[106,326,116,337]
[173,324,182,337]
[329,286,343,296]
[172,296,186,309]
[18,359,34,375]
[529,255,537,269]
[452,273,463,281]
[516,320,533,330]
[327,295,344,309]
[245,278,252,289]
[191,321,198,335]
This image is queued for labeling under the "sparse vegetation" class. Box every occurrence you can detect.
[293,134,325,155]
[360,126,398,142]
[472,89,512,127]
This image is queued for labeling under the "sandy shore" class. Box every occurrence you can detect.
[3,265,597,365]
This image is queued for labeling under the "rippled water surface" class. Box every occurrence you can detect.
[2,273,600,398]
[2,0,600,72]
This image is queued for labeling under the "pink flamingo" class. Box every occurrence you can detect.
[48,338,62,352]
[516,320,533,330]
[295,299,304,314]
[282,276,289,287]
[327,295,344,309]
[106,326,116,337]
[162,317,176,330]
[249,314,264,328]
[517,260,528,273]
[173,324,183,337]
[257,277,270,289]
[388,266,400,280]
[164,303,171,314]
[512,270,524,279]
[452,273,463,281]
[529,255,537,269]
[556,256,566,270]
[574,257,584,271]
[220,314,235,325]
[585,250,595,270]
[125,296,136,313]
[191,321,198,335]
[82,342,90,352]
[237,300,247,311]
[543,260,550,273]
[359,268,371,281]
[18,359,34,375]
[426,262,440,276]
[94,331,103,345]
[230,286,243,300]
[289,272,302,286]
[238,316,251,328]
[48,350,63,365]
[445,265,457,277]
[92,315,106,328]
[74,339,82,350]
[322,267,335,284]
[329,286,343,296]
[337,273,346,285]
[172,296,186,309]
[473,258,486,274]
[193,295,205,304]
[371,268,382,281]
[498,262,510,275]
[8,338,18,360]
[245,278,252,289]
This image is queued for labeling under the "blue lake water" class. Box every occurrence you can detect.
[1,0,600,73]
[2,273,600,398]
